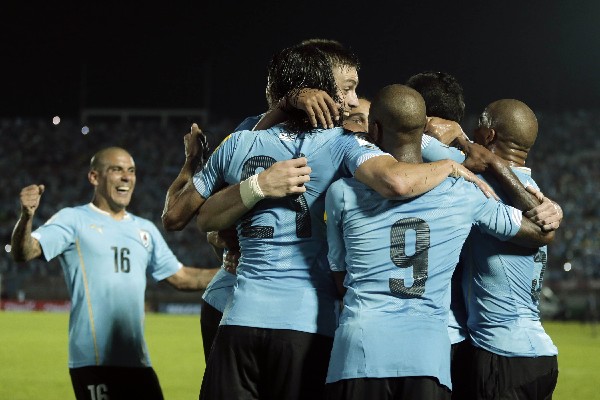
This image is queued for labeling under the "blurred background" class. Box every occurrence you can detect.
[1,1,598,320]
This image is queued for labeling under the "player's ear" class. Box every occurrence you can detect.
[481,128,496,146]
[369,121,382,146]
[88,170,99,186]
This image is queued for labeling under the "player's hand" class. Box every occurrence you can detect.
[258,157,311,198]
[19,184,45,218]
[425,117,468,145]
[223,249,240,274]
[185,123,210,166]
[449,162,499,200]
[523,187,563,232]
[207,228,240,251]
[284,88,340,129]
[455,137,499,173]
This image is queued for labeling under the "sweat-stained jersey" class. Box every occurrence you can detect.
[32,203,182,368]
[324,176,522,390]
[192,125,388,337]
[462,167,558,357]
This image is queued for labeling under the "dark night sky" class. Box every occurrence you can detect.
[4,1,600,123]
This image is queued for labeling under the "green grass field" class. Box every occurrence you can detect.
[0,312,598,399]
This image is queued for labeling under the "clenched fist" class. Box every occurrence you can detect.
[19,184,45,218]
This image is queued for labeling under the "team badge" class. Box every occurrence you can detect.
[139,230,150,248]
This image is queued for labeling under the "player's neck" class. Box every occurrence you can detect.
[388,144,423,164]
[493,144,528,167]
[91,198,127,220]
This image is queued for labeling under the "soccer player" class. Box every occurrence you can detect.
[11,147,218,400]
[165,40,490,399]
[462,99,559,399]
[324,84,553,400]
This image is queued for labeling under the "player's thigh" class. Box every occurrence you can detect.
[70,366,163,400]
[326,376,450,400]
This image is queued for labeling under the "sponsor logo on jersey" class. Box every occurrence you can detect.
[89,224,103,234]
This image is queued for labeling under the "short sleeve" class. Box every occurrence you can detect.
[193,133,238,198]
[463,180,522,241]
[421,135,466,163]
[331,132,389,176]
[32,208,77,262]
[146,222,182,282]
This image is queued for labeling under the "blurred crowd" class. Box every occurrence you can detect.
[1,110,598,298]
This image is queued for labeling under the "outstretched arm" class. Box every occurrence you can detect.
[11,185,45,262]
[165,266,220,291]
[162,123,208,231]
[197,157,312,232]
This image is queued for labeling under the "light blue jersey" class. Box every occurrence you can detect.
[462,167,558,357]
[421,134,468,344]
[421,135,466,164]
[32,204,182,368]
[325,177,522,389]
[201,115,261,313]
[193,125,387,337]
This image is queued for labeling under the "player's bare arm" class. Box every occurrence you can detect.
[425,116,469,145]
[11,184,44,262]
[511,216,555,248]
[162,123,208,231]
[165,266,220,291]
[196,157,311,232]
[254,88,339,131]
[354,155,498,200]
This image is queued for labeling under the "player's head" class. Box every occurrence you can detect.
[88,147,136,214]
[368,84,427,153]
[267,40,360,131]
[343,97,371,132]
[405,71,465,123]
[474,99,538,154]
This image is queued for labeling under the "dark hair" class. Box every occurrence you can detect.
[267,41,360,132]
[405,71,465,123]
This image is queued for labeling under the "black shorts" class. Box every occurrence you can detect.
[200,299,223,363]
[471,346,558,400]
[326,376,451,400]
[69,366,163,400]
[451,339,475,400]
[200,325,334,400]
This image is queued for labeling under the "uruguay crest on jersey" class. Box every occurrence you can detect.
[139,230,150,248]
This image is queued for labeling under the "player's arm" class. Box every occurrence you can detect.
[11,184,45,262]
[165,266,220,291]
[162,123,208,231]
[354,155,497,199]
[456,137,563,232]
[253,89,339,130]
[523,186,563,232]
[425,117,469,145]
[196,157,311,232]
[511,217,555,248]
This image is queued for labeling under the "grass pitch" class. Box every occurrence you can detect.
[0,312,598,399]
